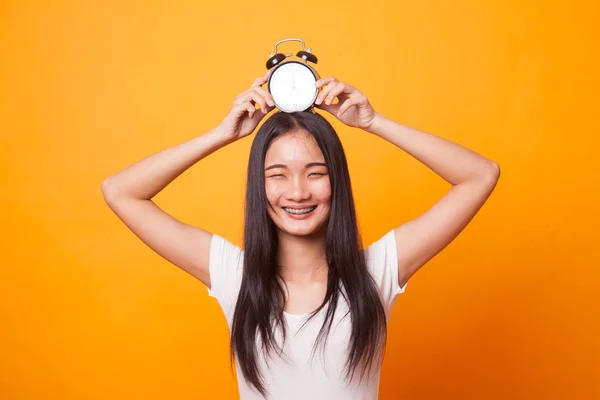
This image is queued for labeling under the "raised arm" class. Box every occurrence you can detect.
[366,113,500,288]
[101,71,275,288]
[314,76,500,288]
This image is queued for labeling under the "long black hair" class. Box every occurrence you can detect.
[230,111,388,397]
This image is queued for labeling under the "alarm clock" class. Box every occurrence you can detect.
[266,38,320,113]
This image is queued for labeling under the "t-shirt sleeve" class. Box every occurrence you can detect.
[364,229,407,314]
[207,234,244,320]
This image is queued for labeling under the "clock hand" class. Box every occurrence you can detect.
[288,71,297,100]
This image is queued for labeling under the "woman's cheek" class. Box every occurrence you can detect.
[265,182,284,204]
[314,180,332,203]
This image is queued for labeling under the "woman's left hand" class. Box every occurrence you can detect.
[314,77,377,130]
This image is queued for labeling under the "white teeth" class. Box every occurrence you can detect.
[283,206,317,215]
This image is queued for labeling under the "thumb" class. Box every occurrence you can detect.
[251,105,273,123]
[316,102,340,115]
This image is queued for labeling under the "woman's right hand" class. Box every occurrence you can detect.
[216,70,276,141]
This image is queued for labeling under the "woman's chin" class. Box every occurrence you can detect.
[285,227,316,237]
[279,221,327,238]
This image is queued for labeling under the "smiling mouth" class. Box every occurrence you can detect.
[282,206,317,215]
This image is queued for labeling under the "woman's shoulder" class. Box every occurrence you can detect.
[207,233,245,313]
[363,229,396,257]
[212,233,244,254]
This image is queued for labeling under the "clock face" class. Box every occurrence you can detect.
[268,61,319,113]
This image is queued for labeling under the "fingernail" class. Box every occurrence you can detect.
[268,100,274,106]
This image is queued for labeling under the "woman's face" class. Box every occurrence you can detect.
[264,130,331,237]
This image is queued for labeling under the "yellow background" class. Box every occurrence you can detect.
[2,0,599,398]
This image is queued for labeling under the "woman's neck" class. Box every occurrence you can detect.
[276,230,328,284]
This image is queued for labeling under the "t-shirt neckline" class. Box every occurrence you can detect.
[283,310,309,318]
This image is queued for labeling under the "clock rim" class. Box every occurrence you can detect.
[268,60,320,113]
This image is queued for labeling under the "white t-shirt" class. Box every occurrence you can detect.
[207,230,407,400]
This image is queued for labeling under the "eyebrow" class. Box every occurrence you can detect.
[265,162,327,171]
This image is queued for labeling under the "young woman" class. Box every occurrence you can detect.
[102,70,500,399]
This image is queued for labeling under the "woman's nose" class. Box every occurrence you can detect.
[286,177,310,201]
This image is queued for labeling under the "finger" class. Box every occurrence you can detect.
[315,101,340,115]
[233,92,252,107]
[315,76,337,89]
[324,82,347,105]
[251,86,275,107]
[250,75,266,88]
[315,81,339,105]
[253,106,269,121]
[337,97,357,117]
[251,69,273,88]
[241,101,255,119]
[248,91,268,113]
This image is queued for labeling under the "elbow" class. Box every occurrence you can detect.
[487,162,501,180]
[480,162,500,187]
[469,162,500,187]
[101,178,119,205]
